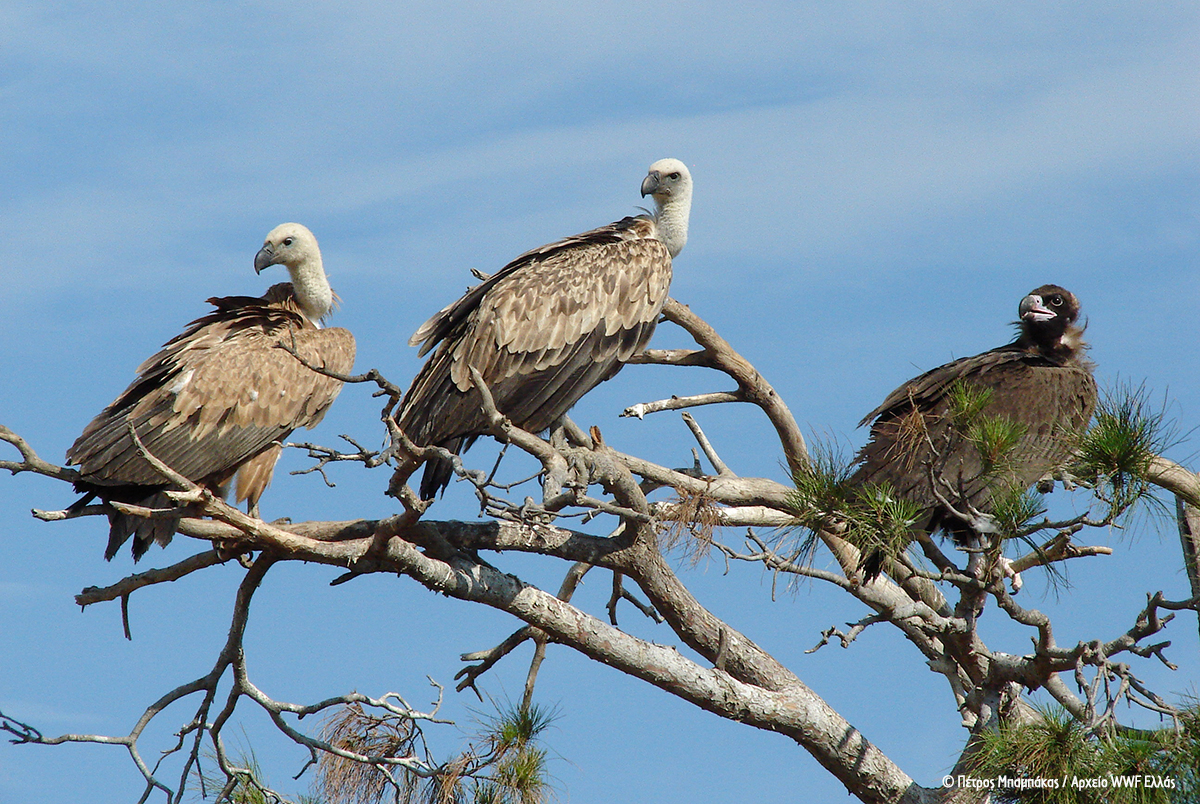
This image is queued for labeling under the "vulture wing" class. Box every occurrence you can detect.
[852,345,1097,530]
[68,287,355,557]
[398,217,671,497]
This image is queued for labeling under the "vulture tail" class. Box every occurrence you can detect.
[102,490,181,561]
[417,435,480,501]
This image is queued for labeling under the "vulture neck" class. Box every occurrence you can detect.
[1018,320,1087,364]
[287,255,334,326]
[653,191,691,259]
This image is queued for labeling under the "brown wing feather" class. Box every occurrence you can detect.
[851,346,1097,525]
[68,286,355,557]
[409,217,657,354]
[449,237,669,388]
[397,217,670,498]
[235,442,283,508]
[70,298,354,487]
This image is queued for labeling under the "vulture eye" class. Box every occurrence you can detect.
[668,172,680,180]
[283,237,295,247]
[1049,295,1064,307]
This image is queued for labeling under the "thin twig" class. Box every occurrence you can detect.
[621,392,741,420]
[680,412,732,477]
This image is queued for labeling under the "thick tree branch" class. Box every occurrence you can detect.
[659,299,810,474]
[1175,497,1200,643]
[6,309,1198,804]
[1148,455,1200,506]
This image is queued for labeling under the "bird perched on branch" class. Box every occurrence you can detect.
[847,284,1097,580]
[394,158,692,500]
[67,223,356,560]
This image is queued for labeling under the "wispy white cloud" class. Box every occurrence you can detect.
[4,2,1194,301]
[3,6,1199,804]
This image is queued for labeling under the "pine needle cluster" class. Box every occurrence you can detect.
[967,704,1200,804]
[1072,384,1175,517]
[313,701,555,804]
[986,484,1049,540]
[788,446,921,568]
[469,703,555,804]
[949,380,1029,479]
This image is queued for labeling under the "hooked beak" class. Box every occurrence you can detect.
[1020,294,1055,323]
[254,244,276,274]
[641,171,661,198]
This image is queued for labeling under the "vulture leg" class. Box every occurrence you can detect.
[998,556,1023,594]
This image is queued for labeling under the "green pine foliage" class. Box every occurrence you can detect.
[788,445,921,569]
[947,379,1029,476]
[966,704,1200,804]
[787,444,859,530]
[948,380,995,428]
[1072,384,1174,517]
[468,703,555,804]
[967,415,1029,473]
[987,484,1048,540]
[847,481,924,564]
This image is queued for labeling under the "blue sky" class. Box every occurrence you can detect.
[2,2,1199,801]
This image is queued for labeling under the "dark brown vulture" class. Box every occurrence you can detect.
[67,223,356,560]
[396,158,692,499]
[848,284,1097,579]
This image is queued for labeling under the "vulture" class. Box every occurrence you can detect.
[848,284,1097,579]
[396,158,692,499]
[67,223,356,560]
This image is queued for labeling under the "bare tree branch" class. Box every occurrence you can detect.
[1,423,80,483]
[622,391,741,419]
[7,297,1199,804]
[656,299,810,475]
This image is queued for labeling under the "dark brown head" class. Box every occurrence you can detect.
[1017,284,1086,360]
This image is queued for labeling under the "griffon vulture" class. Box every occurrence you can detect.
[396,158,692,499]
[67,223,356,560]
[849,284,1097,579]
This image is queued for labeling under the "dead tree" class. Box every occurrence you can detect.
[3,298,1198,804]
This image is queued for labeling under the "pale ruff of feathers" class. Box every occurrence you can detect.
[653,191,691,259]
[288,250,333,328]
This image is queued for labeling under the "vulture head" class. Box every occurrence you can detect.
[641,158,691,200]
[254,223,333,325]
[641,158,692,259]
[1017,284,1085,359]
